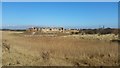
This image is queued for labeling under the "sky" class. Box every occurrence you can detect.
[0,2,2,29]
[2,2,118,29]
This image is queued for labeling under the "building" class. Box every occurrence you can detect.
[26,27,80,34]
[26,27,64,33]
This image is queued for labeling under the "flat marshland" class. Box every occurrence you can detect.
[1,31,118,66]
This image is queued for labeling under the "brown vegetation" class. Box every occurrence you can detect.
[80,28,119,35]
[1,31,119,66]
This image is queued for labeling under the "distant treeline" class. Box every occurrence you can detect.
[1,28,119,35]
[0,29,26,31]
[79,28,119,35]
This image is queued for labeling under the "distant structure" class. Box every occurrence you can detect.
[26,27,79,34]
[26,27,64,33]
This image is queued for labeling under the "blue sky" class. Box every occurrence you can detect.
[2,2,118,29]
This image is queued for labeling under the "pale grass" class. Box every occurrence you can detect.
[2,31,118,66]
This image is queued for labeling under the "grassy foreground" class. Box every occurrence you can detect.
[1,31,119,66]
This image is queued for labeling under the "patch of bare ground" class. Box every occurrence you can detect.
[2,31,118,66]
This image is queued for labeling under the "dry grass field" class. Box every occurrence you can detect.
[1,31,119,66]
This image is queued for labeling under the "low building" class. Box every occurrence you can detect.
[26,27,64,33]
[26,27,80,34]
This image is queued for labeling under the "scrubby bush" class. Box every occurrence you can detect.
[79,28,118,35]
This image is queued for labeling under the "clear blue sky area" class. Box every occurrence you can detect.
[2,2,118,29]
